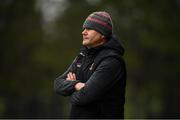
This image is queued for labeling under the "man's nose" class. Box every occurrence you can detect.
[82,29,87,35]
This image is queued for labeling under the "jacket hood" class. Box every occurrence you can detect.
[80,34,125,56]
[102,35,125,56]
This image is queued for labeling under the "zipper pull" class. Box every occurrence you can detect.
[80,52,85,57]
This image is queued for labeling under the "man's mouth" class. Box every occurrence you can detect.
[83,37,88,40]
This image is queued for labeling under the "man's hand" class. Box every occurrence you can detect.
[75,82,85,91]
[66,72,85,91]
[66,72,76,81]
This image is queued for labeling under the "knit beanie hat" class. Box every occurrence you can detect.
[83,11,113,39]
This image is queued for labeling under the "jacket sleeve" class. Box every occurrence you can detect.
[70,57,124,105]
[54,58,80,96]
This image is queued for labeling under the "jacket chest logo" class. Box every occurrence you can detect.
[76,63,82,68]
[89,63,94,70]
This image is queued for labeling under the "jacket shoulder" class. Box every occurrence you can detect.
[93,49,124,70]
[95,49,123,62]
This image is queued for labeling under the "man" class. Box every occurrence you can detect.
[54,11,126,119]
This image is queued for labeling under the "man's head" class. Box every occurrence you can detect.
[82,11,113,48]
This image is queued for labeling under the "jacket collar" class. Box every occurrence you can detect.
[80,45,103,56]
[79,34,125,56]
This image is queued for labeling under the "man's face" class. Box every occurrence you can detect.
[82,28,105,48]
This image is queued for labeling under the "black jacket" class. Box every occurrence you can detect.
[54,35,126,119]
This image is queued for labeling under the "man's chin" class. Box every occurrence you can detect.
[82,41,89,46]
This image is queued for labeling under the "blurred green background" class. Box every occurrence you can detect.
[0,0,180,118]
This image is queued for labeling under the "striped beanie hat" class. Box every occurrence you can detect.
[83,11,113,39]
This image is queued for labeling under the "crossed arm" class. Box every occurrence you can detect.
[54,58,85,96]
[55,57,123,105]
[66,72,85,91]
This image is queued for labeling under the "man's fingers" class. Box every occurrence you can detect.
[66,72,76,81]
[75,82,85,91]
[69,72,74,80]
[70,72,76,80]
[67,72,72,80]
[66,77,70,80]
[73,73,76,80]
[66,73,71,80]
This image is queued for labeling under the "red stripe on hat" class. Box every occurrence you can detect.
[87,17,112,30]
[95,12,111,20]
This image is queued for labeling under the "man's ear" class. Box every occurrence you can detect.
[101,35,107,43]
